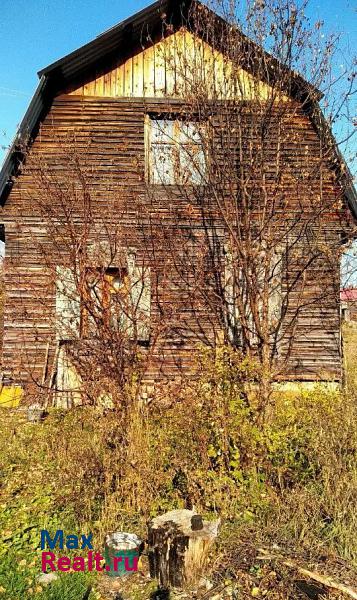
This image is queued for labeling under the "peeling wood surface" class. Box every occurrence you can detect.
[1,95,343,389]
[148,509,219,588]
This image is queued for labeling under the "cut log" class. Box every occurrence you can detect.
[148,509,219,589]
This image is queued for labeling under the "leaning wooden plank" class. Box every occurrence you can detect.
[41,341,50,386]
[257,548,357,599]
[44,342,60,409]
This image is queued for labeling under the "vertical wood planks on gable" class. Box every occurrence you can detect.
[104,70,111,96]
[172,29,185,97]
[83,79,92,96]
[124,56,133,97]
[133,50,144,97]
[109,68,117,97]
[154,40,166,96]
[164,32,177,97]
[144,45,155,96]
[116,65,125,97]
[67,30,283,100]
[95,72,104,96]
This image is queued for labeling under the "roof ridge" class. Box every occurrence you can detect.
[0,0,355,216]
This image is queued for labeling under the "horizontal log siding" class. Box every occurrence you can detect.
[1,95,343,389]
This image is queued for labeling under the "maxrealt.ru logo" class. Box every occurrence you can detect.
[40,530,138,573]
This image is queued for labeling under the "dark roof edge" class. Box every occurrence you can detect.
[338,154,357,221]
[0,0,355,217]
[0,76,49,206]
[37,0,322,103]
[306,100,357,221]
[38,0,167,78]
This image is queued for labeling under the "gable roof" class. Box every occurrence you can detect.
[37,0,183,85]
[0,0,356,218]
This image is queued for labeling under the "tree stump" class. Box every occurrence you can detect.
[148,509,219,589]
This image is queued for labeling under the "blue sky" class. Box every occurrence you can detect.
[0,0,355,163]
[0,0,151,160]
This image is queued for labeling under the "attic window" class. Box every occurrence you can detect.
[146,116,206,185]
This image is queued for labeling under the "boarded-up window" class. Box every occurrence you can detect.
[81,267,130,337]
[127,255,151,342]
[223,244,283,347]
[224,244,242,345]
[55,266,80,340]
[146,117,206,185]
[73,253,151,343]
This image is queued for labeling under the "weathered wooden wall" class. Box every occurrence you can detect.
[0,92,343,391]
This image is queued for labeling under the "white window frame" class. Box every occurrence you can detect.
[145,115,206,186]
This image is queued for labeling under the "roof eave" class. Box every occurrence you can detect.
[38,0,168,78]
[0,76,50,206]
[1,0,355,217]
[345,182,357,222]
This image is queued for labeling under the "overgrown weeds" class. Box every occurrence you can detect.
[0,342,357,598]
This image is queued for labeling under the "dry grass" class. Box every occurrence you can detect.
[1,331,357,598]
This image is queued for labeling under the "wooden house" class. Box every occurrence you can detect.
[341,289,357,322]
[0,0,356,401]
